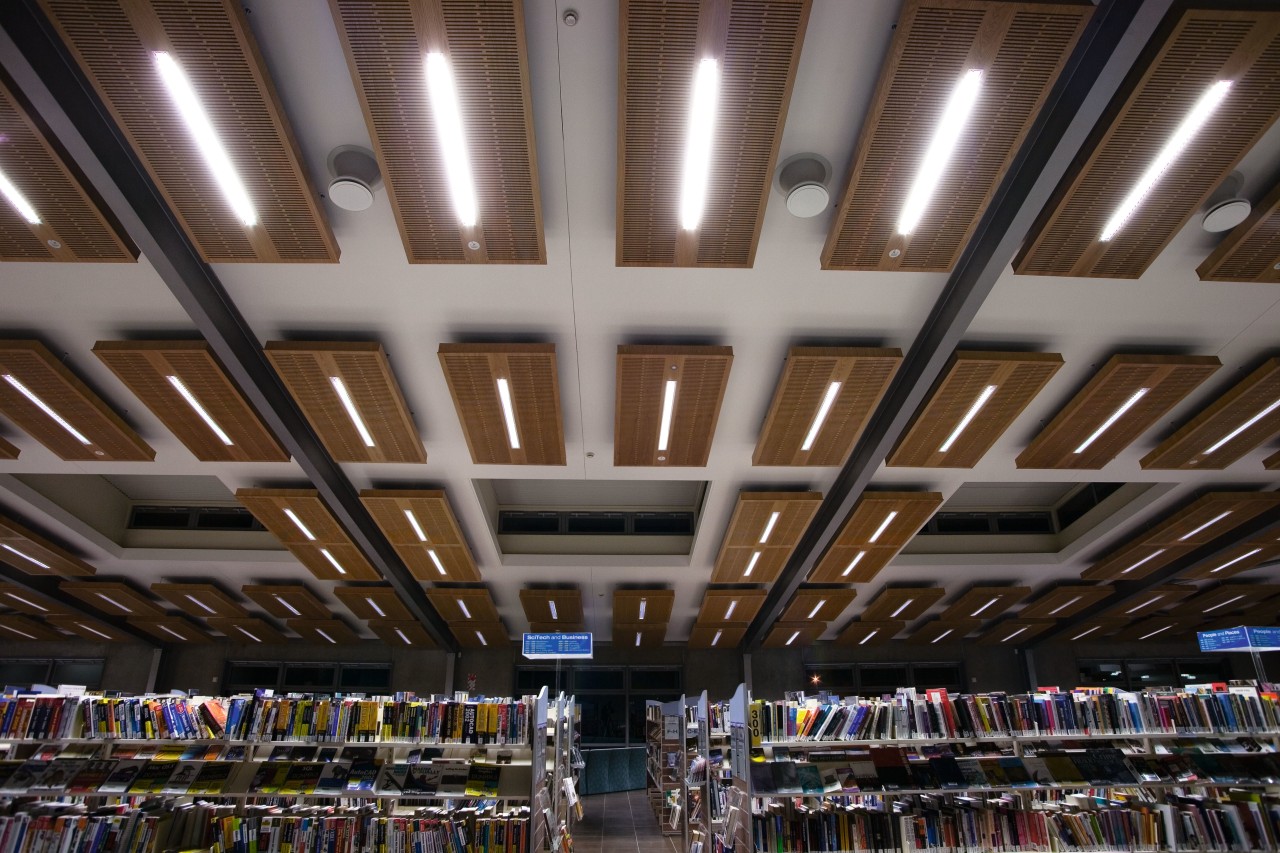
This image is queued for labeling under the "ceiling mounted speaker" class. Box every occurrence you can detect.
[326,146,382,212]
[1202,171,1251,233]
[777,153,831,218]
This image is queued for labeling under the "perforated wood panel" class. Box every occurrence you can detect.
[330,0,543,264]
[1017,585,1112,620]
[688,622,746,649]
[618,0,810,267]
[150,583,248,619]
[0,340,154,462]
[889,351,1063,468]
[1200,177,1280,282]
[907,619,980,645]
[38,0,337,263]
[859,586,944,622]
[833,620,904,646]
[1141,358,1280,469]
[360,490,480,582]
[130,617,212,643]
[613,622,668,648]
[0,584,70,615]
[761,621,824,648]
[1083,491,1280,580]
[1056,618,1125,642]
[236,489,380,581]
[823,0,1090,271]
[1016,354,1220,469]
[427,588,500,624]
[808,492,944,583]
[59,581,165,618]
[754,348,902,466]
[614,589,674,624]
[695,588,767,624]
[241,584,330,620]
[368,620,435,647]
[334,585,415,621]
[0,68,136,262]
[289,618,361,645]
[711,491,822,584]
[1015,6,1280,278]
[0,514,95,577]
[206,617,289,645]
[778,588,857,623]
[1171,583,1280,617]
[0,436,16,460]
[94,341,287,463]
[615,346,733,466]
[1111,616,1189,643]
[1180,541,1280,580]
[454,622,508,648]
[0,615,64,642]
[1104,584,1195,618]
[975,618,1055,645]
[45,615,128,642]
[937,586,1030,622]
[519,588,583,625]
[438,344,564,464]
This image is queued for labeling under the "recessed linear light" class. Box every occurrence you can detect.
[365,597,386,618]
[457,599,472,620]
[679,57,719,231]
[869,511,898,544]
[5,592,47,612]
[1139,624,1173,641]
[1071,625,1102,641]
[395,628,412,645]
[631,631,641,647]
[859,629,878,645]
[549,600,559,621]
[724,600,737,620]
[184,594,216,615]
[897,68,984,235]
[890,598,914,619]
[711,629,722,647]
[475,630,488,646]
[658,380,677,453]
[316,628,337,644]
[1,624,37,640]
[1125,595,1163,615]
[1,544,51,570]
[1211,548,1263,574]
[96,593,131,613]
[1204,594,1246,613]
[1121,549,1166,575]
[1047,596,1083,616]
[807,600,827,620]
[404,509,428,543]
[744,551,761,577]
[152,52,256,227]
[1204,398,1280,455]
[971,597,1000,617]
[424,52,478,228]
[1178,511,1232,542]
[273,595,301,616]
[166,375,233,446]
[1001,626,1028,643]
[495,378,521,450]
[283,508,316,541]
[320,548,347,575]
[77,622,112,640]
[639,598,647,621]
[2,374,91,445]
[931,628,953,644]
[801,382,842,452]
[1099,80,1233,242]
[0,169,41,224]
[759,511,781,544]
[939,385,997,453]
[330,376,376,448]
[841,551,866,578]
[427,549,447,576]
[1074,388,1149,454]
[236,626,262,643]
[158,625,187,641]
[785,630,801,646]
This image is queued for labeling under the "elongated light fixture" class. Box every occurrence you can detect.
[549,600,559,621]
[5,592,47,611]
[1100,80,1233,242]
[96,593,130,613]
[679,58,719,230]
[724,600,737,619]
[365,597,386,618]
[0,170,40,224]
[1074,388,1148,454]
[807,600,827,620]
[1121,549,1165,575]
[320,548,347,575]
[330,376,376,448]
[939,385,997,452]
[424,53,478,227]
[457,599,472,620]
[859,629,878,645]
[153,52,256,227]
[638,598,647,621]
[0,625,36,640]
[785,630,801,646]
[77,622,112,640]
[1204,594,1246,613]
[236,626,262,643]
[495,378,521,450]
[1178,511,1231,541]
[759,511,781,544]
[897,69,984,235]
[158,625,188,641]
[167,375,233,445]
[890,598,913,618]
[3,374,91,445]
[932,628,953,644]
[184,594,216,615]
[475,629,488,646]
[283,509,316,541]
[743,551,760,577]
[1211,547,1263,574]
[1048,596,1082,616]
[395,628,413,645]
[971,597,1000,617]
[427,549,447,575]
[841,551,866,578]
[1071,625,1102,641]
[869,511,898,543]
[1,544,50,570]
[711,629,723,646]
[273,595,301,616]
[801,382,841,451]
[1139,624,1173,641]
[1125,595,1163,615]
[404,509,428,542]
[316,628,336,644]
[1001,626,1028,643]
[1204,398,1280,455]
[658,380,677,452]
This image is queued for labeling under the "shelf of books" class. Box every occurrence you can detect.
[645,698,688,837]
[0,686,569,853]
[686,693,732,853]
[725,682,1280,852]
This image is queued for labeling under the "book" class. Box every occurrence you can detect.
[437,765,469,796]
[66,759,117,794]
[98,759,147,794]
[870,746,912,790]
[998,757,1036,787]
[30,758,84,792]
[130,760,182,794]
[161,761,203,794]
[465,763,502,796]
[314,761,352,794]
[928,755,967,789]
[188,762,235,795]
[280,762,325,794]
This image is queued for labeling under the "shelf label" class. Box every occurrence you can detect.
[522,632,593,660]
[1197,626,1280,652]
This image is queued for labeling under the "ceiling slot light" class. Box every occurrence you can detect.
[184,595,216,615]
[1002,626,1028,643]
[152,52,256,227]
[96,593,131,613]
[316,629,336,644]
[890,598,913,619]
[638,598,647,621]
[5,593,47,611]
[785,630,801,646]
[1125,595,1162,614]
[1204,398,1280,455]
[0,169,41,224]
[635,631,642,647]
[859,629,878,645]
[475,630,488,646]
[679,57,719,230]
[428,549,447,576]
[711,629,722,646]
[1122,549,1166,575]
[932,628,953,644]
[744,551,761,577]
[549,600,559,621]
[395,629,412,645]
[78,623,112,640]
[1211,548,1263,574]
[1074,388,1149,454]
[801,382,841,451]
[724,600,738,619]
[1204,594,1246,613]
[1100,80,1233,242]
[897,68,984,235]
[1071,625,1102,641]
[424,53,478,227]
[158,625,187,641]
[869,511,898,544]
[1179,511,1232,541]
[1139,624,1173,641]
[658,380,677,452]
[759,511,781,544]
[166,375,233,445]
[0,625,37,640]
[320,548,347,575]
[365,597,386,618]
[236,626,262,643]
[404,509,428,542]
[2,374,91,444]
[1048,596,1083,616]
[283,509,316,541]
[807,600,827,620]
[273,595,301,616]
[495,378,521,449]
[939,385,997,452]
[1,544,51,570]
[457,599,472,619]
[330,376,375,448]
[841,551,866,578]
[971,597,1000,617]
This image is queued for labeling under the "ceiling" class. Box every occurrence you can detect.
[0,0,1278,654]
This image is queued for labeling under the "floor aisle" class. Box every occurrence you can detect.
[575,788,684,853]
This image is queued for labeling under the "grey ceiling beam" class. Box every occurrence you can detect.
[0,563,157,647]
[744,0,1174,648]
[0,2,457,651]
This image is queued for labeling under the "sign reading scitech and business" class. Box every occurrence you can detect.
[521,632,593,660]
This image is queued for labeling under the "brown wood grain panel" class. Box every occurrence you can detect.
[832,620,905,646]
[937,586,1030,622]
[1181,541,1280,580]
[711,491,822,584]
[761,621,824,648]
[454,622,509,648]
[236,489,380,581]
[613,622,668,648]
[688,622,746,648]
[333,585,415,622]
[0,514,96,577]
[288,618,362,645]
[695,588,767,624]
[45,615,129,642]
[0,436,17,459]
[427,587,501,624]
[1057,618,1126,642]
[1103,584,1195,618]
[907,619,980,645]
[808,492,943,583]
[615,345,732,466]
[241,584,331,620]
[0,584,70,615]
[613,588,674,624]
[1110,615,1191,643]
[360,490,481,582]
[129,617,213,643]
[518,588,583,625]
[1171,583,1280,617]
[59,581,165,618]
[206,617,289,645]
[0,614,65,641]
[975,618,1055,645]
[859,586,944,622]
[150,583,248,619]
[368,620,436,647]
[1017,585,1113,620]
[1267,448,1280,470]
[1201,177,1280,282]
[778,588,857,623]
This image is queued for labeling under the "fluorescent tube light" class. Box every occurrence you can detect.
[1121,549,1166,575]
[1211,548,1263,574]
[273,595,301,616]
[330,376,376,448]
[283,508,316,541]
[841,551,866,578]
[859,629,878,645]
[184,594,216,615]
[3,374,91,444]
[404,509,428,542]
[1204,398,1280,455]
[801,382,841,451]
[658,380,677,452]
[495,378,521,449]
[1204,594,1246,613]
[971,597,1000,617]
[0,169,41,224]
[1179,511,1232,541]
[1048,596,1082,616]
[1100,80,1232,242]
[365,597,386,618]
[1139,625,1173,641]
[166,375,233,445]
[639,598,647,621]
[0,625,36,640]
[476,630,488,646]
[1125,595,1162,615]
[897,69,984,235]
[744,551,760,577]
[424,53,478,227]
[939,385,997,452]
[549,601,559,621]
[236,626,262,643]
[1074,388,1148,454]
[679,58,719,230]
[77,623,112,640]
[158,625,187,641]
[932,629,953,644]
[153,52,256,227]
[395,629,413,645]
[711,629,722,647]
[785,630,801,646]
[96,593,131,613]
[428,549,447,575]
[1,544,51,570]
[724,600,737,619]
[807,600,827,620]
[635,631,643,647]
[1002,626,1028,643]
[5,592,47,612]
[759,511,781,544]
[869,511,898,543]
[890,598,913,619]
[320,548,347,575]
[316,628,336,644]
[457,599,472,619]
[1071,625,1102,641]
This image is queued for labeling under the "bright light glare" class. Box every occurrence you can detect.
[317,629,336,644]
[496,378,521,449]
[1211,548,1262,574]
[679,58,719,230]
[801,382,841,451]
[283,509,316,541]
[1205,398,1280,455]
[932,629,953,644]
[658,380,677,452]
[331,376,376,448]
[274,595,301,616]
[404,509,428,542]
[167,375,233,445]
[711,629,722,646]
[1071,625,1101,641]
[5,593,47,612]
[759,511,780,544]
[1,544,50,570]
[807,600,826,620]
[869,511,898,543]
[320,548,347,575]
[3,374,91,444]
[0,169,41,224]
[890,598,913,618]
[365,597,386,618]
[859,629,878,645]
[395,629,413,645]
[428,549,447,575]
[549,601,559,621]
[184,595,216,615]
[1074,388,1148,454]
[1122,549,1165,575]
[841,551,866,578]
[1002,626,1028,643]
[743,551,761,577]
[457,599,472,619]
[425,53,478,227]
[1139,625,1173,641]
[785,630,801,646]
[971,597,999,617]
[898,69,984,235]
[724,600,737,619]
[1178,511,1231,542]
[939,385,997,452]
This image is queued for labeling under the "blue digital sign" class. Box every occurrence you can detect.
[522,632,593,660]
[1197,626,1280,653]
[1246,627,1280,650]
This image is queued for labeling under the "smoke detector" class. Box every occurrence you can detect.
[1202,171,1251,233]
[326,146,382,212]
[776,153,831,218]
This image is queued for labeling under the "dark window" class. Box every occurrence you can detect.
[0,660,56,687]
[338,665,391,691]
[1056,483,1122,529]
[911,663,964,691]
[574,669,624,691]
[1078,661,1126,686]
[1177,657,1232,685]
[633,513,694,535]
[935,514,993,534]
[803,666,856,693]
[1127,660,1177,688]
[994,513,1054,534]
[578,694,627,744]
[566,513,626,534]
[283,664,337,689]
[859,665,910,692]
[224,661,283,692]
[630,668,681,691]
[50,659,105,688]
[0,658,105,690]
[515,667,567,694]
[1078,657,1229,691]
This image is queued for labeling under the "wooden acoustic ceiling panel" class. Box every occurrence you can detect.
[149,583,248,619]
[93,341,287,463]
[129,617,212,644]
[427,587,500,624]
[778,588,857,624]
[519,588,583,625]
[889,351,1063,468]
[808,491,944,583]
[937,586,1030,622]
[617,0,810,267]
[333,585,415,622]
[695,588,768,625]
[206,617,289,645]
[1267,448,1280,470]
[330,0,543,264]
[0,513,95,577]
[241,584,330,620]
[58,581,165,618]
[975,618,1055,645]
[236,489,380,581]
[615,346,733,467]
[0,614,64,642]
[1171,583,1280,618]
[0,340,154,462]
[1111,615,1189,644]
[754,347,902,466]
[688,622,747,649]
[0,68,135,262]
[1057,618,1125,643]
[1083,491,1280,581]
[1141,358,1280,469]
[289,618,362,646]
[614,589,674,624]
[368,620,436,647]
[711,491,822,584]
[360,490,480,582]
[1180,540,1280,580]
[614,622,668,648]
[823,0,1090,271]
[1103,584,1195,618]
[265,342,425,464]
[907,619,980,645]
[762,621,825,649]
[454,622,508,648]
[0,436,17,460]
[45,615,130,642]
[438,344,564,465]
[1015,6,1280,279]
[833,620,904,647]
[1200,176,1280,282]
[1016,584,1113,620]
[1016,354,1220,469]
[859,586,945,622]
[39,0,337,263]
[0,583,71,615]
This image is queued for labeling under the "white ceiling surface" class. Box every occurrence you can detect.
[0,0,1276,644]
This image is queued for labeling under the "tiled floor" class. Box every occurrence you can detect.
[574,788,684,853]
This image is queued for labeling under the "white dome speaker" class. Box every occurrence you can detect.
[776,153,831,218]
[1202,171,1251,233]
[326,146,382,212]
